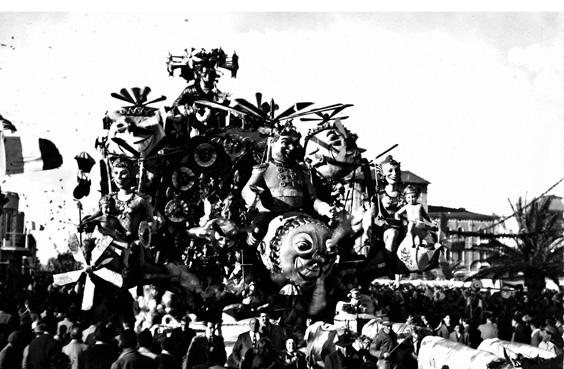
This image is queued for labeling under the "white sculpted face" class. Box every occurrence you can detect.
[112,166,132,190]
[381,162,400,185]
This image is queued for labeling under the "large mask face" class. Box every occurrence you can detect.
[381,161,401,185]
[261,214,333,286]
[106,113,165,159]
[304,127,361,180]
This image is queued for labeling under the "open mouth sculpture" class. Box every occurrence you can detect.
[259,212,334,286]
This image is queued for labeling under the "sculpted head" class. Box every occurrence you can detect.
[380,155,401,185]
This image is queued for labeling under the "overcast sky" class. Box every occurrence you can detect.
[0,13,562,262]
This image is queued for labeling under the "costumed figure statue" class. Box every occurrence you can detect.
[84,157,155,284]
[242,122,334,249]
[394,185,435,248]
[375,155,404,254]
[303,116,372,258]
[167,48,238,137]
[394,185,443,274]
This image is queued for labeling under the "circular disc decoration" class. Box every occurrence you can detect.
[138,221,152,249]
[172,167,196,191]
[222,135,247,159]
[164,198,190,223]
[471,279,482,290]
[193,142,218,168]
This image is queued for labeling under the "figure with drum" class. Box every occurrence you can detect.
[241,122,334,248]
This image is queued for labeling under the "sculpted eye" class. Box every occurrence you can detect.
[294,234,313,253]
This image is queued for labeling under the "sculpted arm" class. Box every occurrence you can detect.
[242,165,268,208]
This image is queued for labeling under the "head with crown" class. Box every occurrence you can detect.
[269,121,302,164]
[111,157,136,191]
[188,49,219,89]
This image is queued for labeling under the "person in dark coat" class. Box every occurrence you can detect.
[110,329,155,369]
[434,314,451,339]
[184,321,226,369]
[227,318,261,369]
[0,330,25,369]
[511,314,531,344]
[259,310,285,355]
[25,322,61,369]
[155,337,180,369]
[324,330,361,369]
[370,319,397,369]
[77,325,119,369]
[250,337,280,369]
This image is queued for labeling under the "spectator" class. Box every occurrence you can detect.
[511,314,531,344]
[434,314,451,339]
[155,337,180,369]
[111,329,155,369]
[477,314,498,340]
[25,322,61,369]
[530,318,542,347]
[184,321,226,369]
[251,337,280,369]
[259,309,284,354]
[77,324,119,369]
[62,327,87,369]
[538,327,558,355]
[0,330,25,369]
[325,330,361,369]
[280,336,307,369]
[448,324,468,345]
[370,318,397,369]
[137,329,157,360]
[55,325,69,346]
[227,318,261,369]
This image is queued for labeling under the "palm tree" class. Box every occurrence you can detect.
[468,196,563,300]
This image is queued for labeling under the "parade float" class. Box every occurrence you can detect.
[51,47,447,326]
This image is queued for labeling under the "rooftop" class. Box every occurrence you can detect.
[401,170,430,185]
[428,205,498,221]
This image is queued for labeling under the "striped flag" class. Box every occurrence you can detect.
[0,132,63,174]
[0,114,17,133]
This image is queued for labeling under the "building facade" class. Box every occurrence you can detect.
[427,206,500,277]
[0,191,36,281]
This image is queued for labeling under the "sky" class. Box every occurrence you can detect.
[0,13,562,262]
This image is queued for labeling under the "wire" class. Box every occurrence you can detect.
[482,175,564,231]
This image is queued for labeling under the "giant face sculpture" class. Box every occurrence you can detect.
[105,111,165,159]
[304,125,362,180]
[259,213,334,286]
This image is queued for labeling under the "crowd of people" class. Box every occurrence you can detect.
[0,273,562,369]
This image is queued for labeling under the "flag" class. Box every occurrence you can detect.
[0,114,17,132]
[0,132,63,174]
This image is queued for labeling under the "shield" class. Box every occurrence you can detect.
[164,198,189,223]
[193,141,218,168]
[171,167,196,191]
[222,135,248,159]
[138,221,152,249]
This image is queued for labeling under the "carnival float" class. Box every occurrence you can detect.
[51,47,447,328]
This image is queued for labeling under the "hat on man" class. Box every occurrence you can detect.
[348,287,361,298]
[334,330,356,347]
[33,322,47,334]
[543,325,558,337]
[381,317,393,326]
